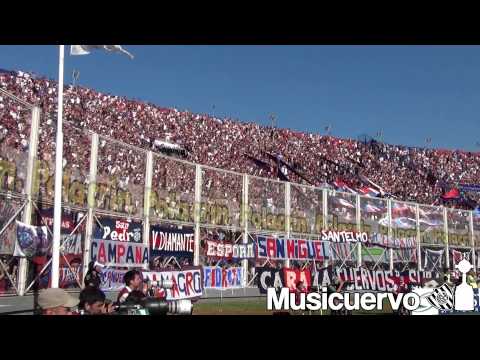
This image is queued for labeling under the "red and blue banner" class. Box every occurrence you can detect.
[255,267,312,293]
[203,266,243,289]
[150,225,195,258]
[93,218,142,243]
[205,240,255,259]
[90,238,148,267]
[143,267,203,300]
[256,236,330,261]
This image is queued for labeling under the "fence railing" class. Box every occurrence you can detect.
[1,103,480,296]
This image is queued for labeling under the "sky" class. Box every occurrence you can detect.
[1,45,479,151]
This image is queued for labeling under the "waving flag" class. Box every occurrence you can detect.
[451,249,466,266]
[441,188,460,200]
[333,178,357,194]
[335,197,356,209]
[358,186,379,198]
[474,207,480,218]
[364,203,383,213]
[358,174,385,196]
[70,45,134,59]
[418,218,442,227]
[392,202,414,217]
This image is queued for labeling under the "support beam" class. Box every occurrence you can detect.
[193,165,202,266]
[242,174,249,287]
[143,151,153,271]
[416,204,422,271]
[284,182,291,268]
[356,194,362,268]
[82,133,99,286]
[388,199,394,271]
[18,106,40,296]
[444,207,450,269]
[470,211,475,268]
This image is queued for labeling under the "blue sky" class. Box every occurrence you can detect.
[1,45,479,151]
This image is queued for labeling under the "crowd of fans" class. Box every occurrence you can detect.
[1,68,480,216]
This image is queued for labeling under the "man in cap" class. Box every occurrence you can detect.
[37,288,79,315]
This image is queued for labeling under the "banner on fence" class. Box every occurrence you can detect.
[459,184,480,193]
[59,265,82,288]
[35,208,83,256]
[475,289,480,312]
[203,266,243,289]
[362,246,389,263]
[150,225,194,258]
[100,268,128,291]
[255,267,312,293]
[143,267,203,300]
[311,267,440,292]
[94,218,142,243]
[90,238,148,267]
[320,230,369,243]
[256,236,330,260]
[450,248,471,265]
[205,240,254,259]
[0,202,20,254]
[329,242,357,262]
[14,221,49,257]
[370,233,416,249]
[38,259,83,288]
[423,248,445,271]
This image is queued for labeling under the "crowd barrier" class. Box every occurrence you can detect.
[1,101,479,296]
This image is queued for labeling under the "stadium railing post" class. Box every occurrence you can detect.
[242,174,249,287]
[416,204,422,272]
[82,133,99,286]
[143,150,153,271]
[387,199,393,272]
[322,188,328,268]
[356,194,362,268]
[193,165,202,266]
[322,189,328,232]
[470,210,475,268]
[17,106,40,296]
[444,207,450,270]
[284,182,291,269]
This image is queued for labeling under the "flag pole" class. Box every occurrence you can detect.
[51,45,65,288]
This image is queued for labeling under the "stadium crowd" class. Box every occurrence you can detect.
[1,69,480,211]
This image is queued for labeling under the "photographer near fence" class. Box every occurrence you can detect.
[78,286,114,315]
[117,270,143,304]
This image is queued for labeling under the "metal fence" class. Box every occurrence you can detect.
[1,102,479,296]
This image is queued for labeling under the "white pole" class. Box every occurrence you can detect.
[444,207,450,269]
[82,133,99,285]
[284,182,291,268]
[143,151,153,271]
[242,174,249,287]
[470,211,476,269]
[416,204,422,271]
[18,106,41,295]
[193,165,202,266]
[356,194,362,268]
[51,45,65,288]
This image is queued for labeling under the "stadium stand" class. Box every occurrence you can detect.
[1,69,479,209]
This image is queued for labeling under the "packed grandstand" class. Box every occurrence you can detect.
[1,67,480,305]
[1,68,479,209]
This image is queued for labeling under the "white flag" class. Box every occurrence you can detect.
[70,45,134,59]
